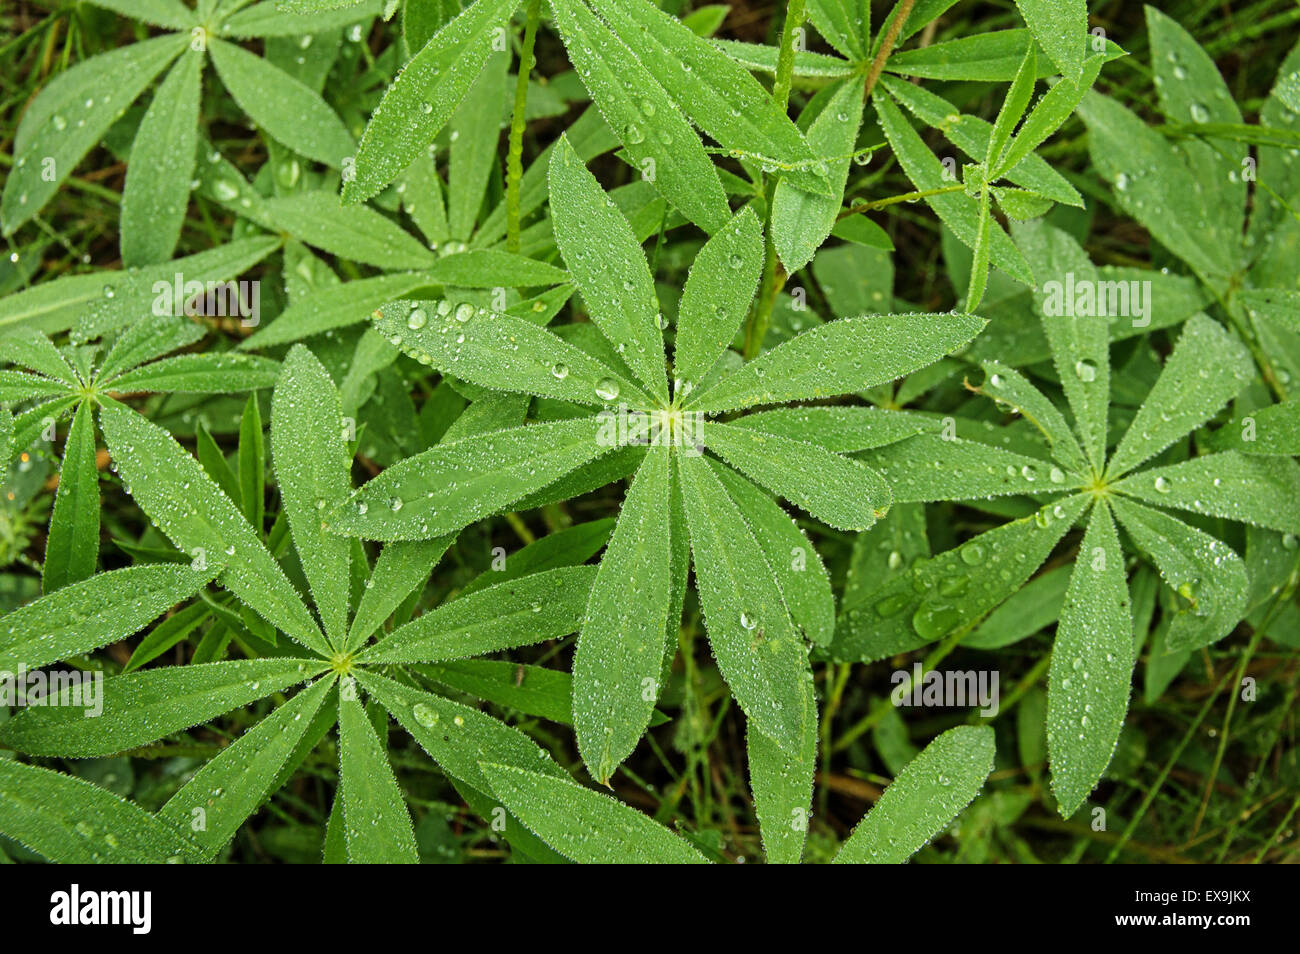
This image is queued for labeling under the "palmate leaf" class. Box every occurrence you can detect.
[2,34,188,234]
[121,50,203,266]
[1110,497,1247,653]
[1114,452,1300,535]
[218,0,382,37]
[549,135,667,403]
[1047,502,1134,817]
[834,494,1090,663]
[208,39,354,167]
[0,659,324,757]
[0,562,217,672]
[1106,314,1254,478]
[730,405,933,452]
[860,433,1076,502]
[158,675,337,858]
[325,416,613,541]
[832,725,995,863]
[807,0,867,61]
[747,688,817,864]
[480,761,708,863]
[343,0,522,203]
[360,566,596,664]
[677,453,812,754]
[687,313,985,413]
[43,400,100,592]
[0,332,79,384]
[373,299,650,408]
[672,207,763,388]
[84,0,196,31]
[551,0,730,235]
[271,346,353,646]
[241,273,437,349]
[99,400,330,656]
[977,362,1088,475]
[262,192,435,270]
[448,50,508,241]
[594,0,832,196]
[702,420,889,531]
[575,446,671,783]
[98,316,205,382]
[338,692,418,863]
[0,760,198,864]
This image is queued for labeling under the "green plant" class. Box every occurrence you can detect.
[0,0,1298,865]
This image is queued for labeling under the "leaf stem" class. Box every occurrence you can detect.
[771,0,807,115]
[864,0,917,101]
[505,0,542,254]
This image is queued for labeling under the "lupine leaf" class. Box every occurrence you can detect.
[0,760,198,864]
[271,346,353,646]
[343,0,522,203]
[549,135,668,402]
[688,313,985,413]
[859,434,1076,502]
[158,675,337,858]
[262,192,435,270]
[1047,502,1134,817]
[746,684,817,864]
[575,446,671,783]
[730,406,933,452]
[0,659,322,757]
[240,273,437,349]
[1014,0,1086,82]
[43,400,100,592]
[121,51,202,266]
[448,50,508,241]
[84,0,195,30]
[833,725,995,863]
[99,400,330,655]
[325,416,613,541]
[208,39,354,166]
[703,420,889,530]
[480,761,708,863]
[107,353,281,393]
[361,566,596,664]
[338,691,418,863]
[677,453,812,754]
[1114,452,1300,534]
[976,362,1088,475]
[345,538,453,652]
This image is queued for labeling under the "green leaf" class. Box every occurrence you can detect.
[703,420,889,530]
[772,76,866,273]
[343,0,522,203]
[2,34,187,234]
[238,395,265,534]
[730,405,933,452]
[1047,502,1134,817]
[875,91,1033,285]
[595,0,832,196]
[361,566,596,664]
[1107,314,1253,477]
[1110,497,1247,653]
[673,207,763,390]
[458,518,614,595]
[0,562,216,672]
[677,453,813,754]
[480,761,708,863]
[84,0,195,30]
[99,400,329,655]
[262,192,435,270]
[551,0,730,235]
[575,446,671,783]
[965,563,1070,649]
[448,50,507,240]
[997,54,1106,177]
[99,316,205,381]
[158,675,337,858]
[808,0,866,60]
[338,691,418,863]
[834,494,1089,662]
[713,462,835,647]
[325,416,614,541]
[747,687,817,864]
[0,760,197,864]
[241,273,436,349]
[272,346,353,647]
[106,353,281,393]
[0,659,322,757]
[345,538,452,652]
[1014,0,1086,81]
[689,313,985,413]
[42,400,100,591]
[833,725,995,863]
[373,299,650,408]
[425,250,569,287]
[219,0,381,37]
[360,669,565,795]
[208,38,354,166]
[986,46,1037,170]
[549,135,667,402]
[121,50,202,266]
[415,660,574,724]
[977,362,1088,475]
[860,433,1075,502]
[1114,452,1300,535]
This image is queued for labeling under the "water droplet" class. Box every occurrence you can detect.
[412,702,438,728]
[739,611,757,631]
[960,543,986,565]
[594,378,620,401]
[1153,475,1172,494]
[1074,360,1097,382]
[407,308,427,330]
[551,362,570,380]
